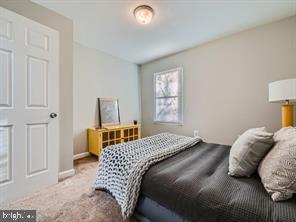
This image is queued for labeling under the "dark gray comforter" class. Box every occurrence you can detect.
[139,142,296,222]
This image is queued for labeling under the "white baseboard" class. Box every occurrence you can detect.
[58,169,75,180]
[73,152,90,160]
[58,152,89,180]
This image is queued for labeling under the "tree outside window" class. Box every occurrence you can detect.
[154,68,183,124]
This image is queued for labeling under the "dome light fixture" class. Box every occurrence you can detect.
[134,5,154,25]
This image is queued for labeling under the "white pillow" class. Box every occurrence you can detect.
[228,127,274,177]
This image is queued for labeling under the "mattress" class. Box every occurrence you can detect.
[136,142,296,222]
[135,195,185,222]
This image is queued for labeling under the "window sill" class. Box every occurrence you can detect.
[153,121,184,126]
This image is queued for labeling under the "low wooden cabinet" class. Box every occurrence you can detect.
[88,124,141,156]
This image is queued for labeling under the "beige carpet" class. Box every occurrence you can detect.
[0,156,137,222]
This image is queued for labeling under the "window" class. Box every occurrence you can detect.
[154,67,183,124]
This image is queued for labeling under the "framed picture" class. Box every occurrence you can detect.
[98,98,120,128]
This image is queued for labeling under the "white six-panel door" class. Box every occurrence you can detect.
[0,7,59,203]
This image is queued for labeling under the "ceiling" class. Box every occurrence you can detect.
[33,0,296,64]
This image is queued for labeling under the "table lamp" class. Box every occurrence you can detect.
[269,79,296,127]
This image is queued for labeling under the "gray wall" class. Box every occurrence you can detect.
[140,16,296,145]
[0,0,74,172]
[74,43,141,155]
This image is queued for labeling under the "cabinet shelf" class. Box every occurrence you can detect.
[88,124,141,156]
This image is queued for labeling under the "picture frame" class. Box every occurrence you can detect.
[97,98,120,128]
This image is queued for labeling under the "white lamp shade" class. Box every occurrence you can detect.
[269,79,296,102]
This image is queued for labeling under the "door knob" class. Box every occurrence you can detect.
[50,113,58,118]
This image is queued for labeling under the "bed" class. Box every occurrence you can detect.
[134,142,296,222]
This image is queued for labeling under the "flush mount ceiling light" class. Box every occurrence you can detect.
[134,5,154,25]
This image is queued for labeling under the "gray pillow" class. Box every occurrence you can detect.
[258,127,296,201]
[228,127,274,177]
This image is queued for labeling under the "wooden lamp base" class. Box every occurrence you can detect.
[282,104,294,127]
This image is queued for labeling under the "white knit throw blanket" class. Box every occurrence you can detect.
[94,133,201,218]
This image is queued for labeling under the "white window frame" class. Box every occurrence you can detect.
[153,67,183,125]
